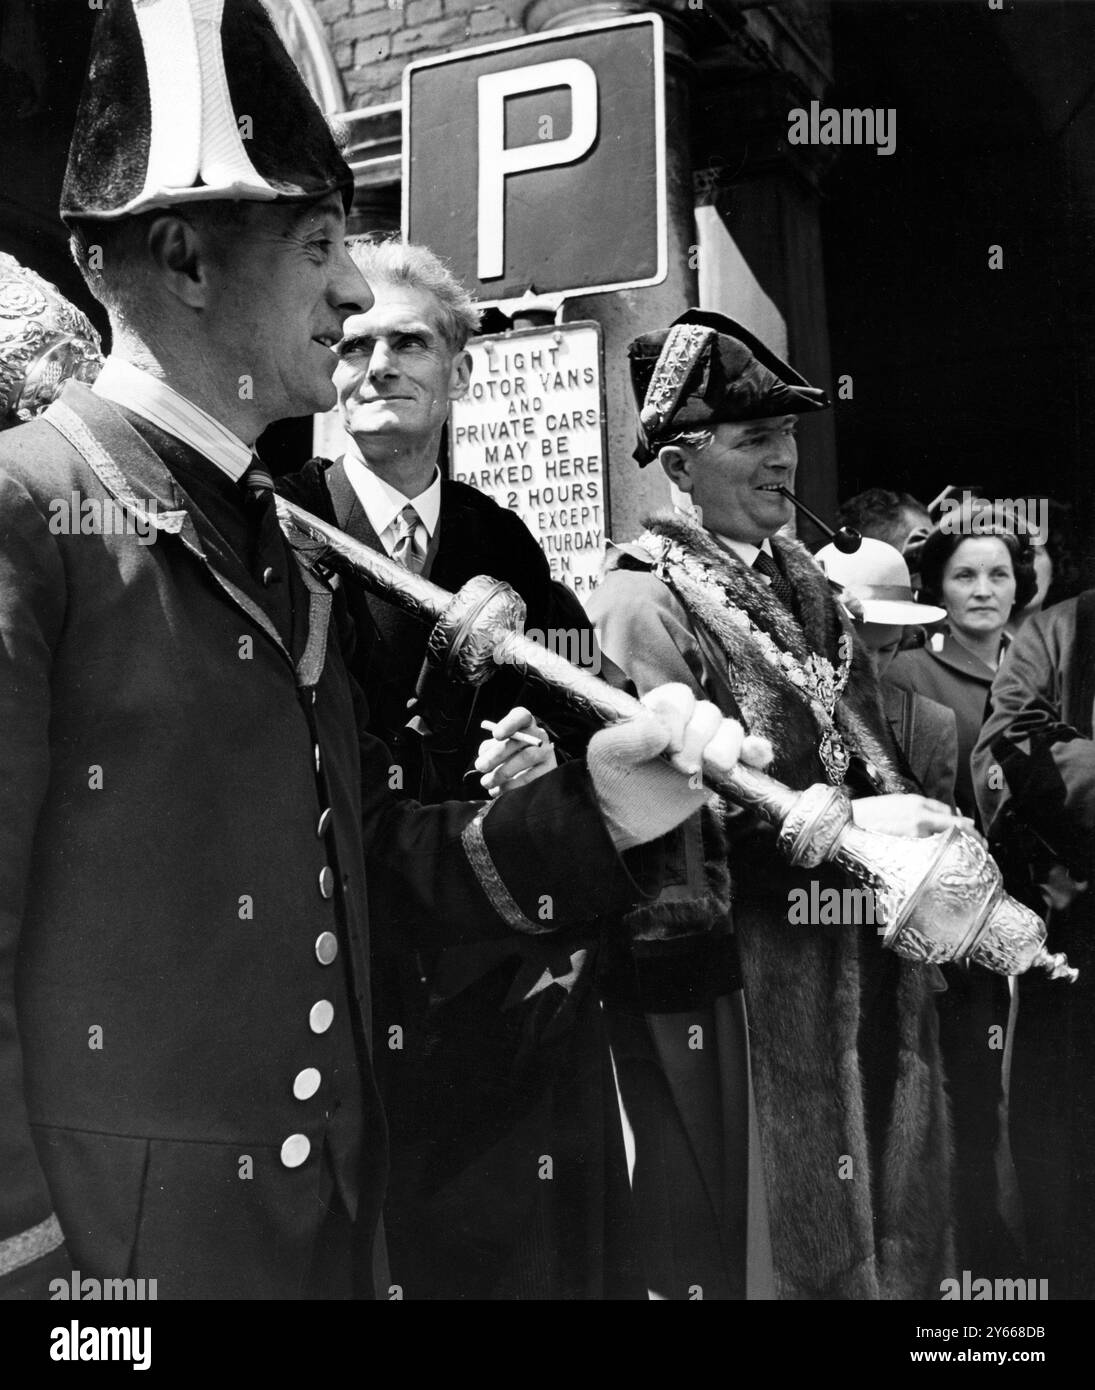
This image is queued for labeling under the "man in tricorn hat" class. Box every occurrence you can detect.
[0,5,755,1300]
[589,310,961,1299]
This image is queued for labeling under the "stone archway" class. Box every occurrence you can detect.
[262,0,347,114]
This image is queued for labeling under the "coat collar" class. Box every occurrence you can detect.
[45,383,332,683]
[925,629,1005,685]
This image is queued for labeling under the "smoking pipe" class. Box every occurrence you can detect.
[774,485,861,553]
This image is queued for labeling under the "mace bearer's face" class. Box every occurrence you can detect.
[664,414,799,545]
[201,194,371,422]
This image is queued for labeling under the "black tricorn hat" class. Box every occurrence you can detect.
[60,0,354,224]
[629,309,829,465]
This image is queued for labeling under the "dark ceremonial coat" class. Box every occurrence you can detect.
[0,385,636,1301]
[588,512,954,1301]
[974,592,1095,1296]
[279,457,642,1300]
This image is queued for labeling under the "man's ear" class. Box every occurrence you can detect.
[448,348,472,401]
[659,445,693,492]
[146,215,209,310]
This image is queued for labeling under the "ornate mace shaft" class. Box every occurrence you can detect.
[276,496,1076,983]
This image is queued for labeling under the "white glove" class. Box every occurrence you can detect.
[586,683,772,850]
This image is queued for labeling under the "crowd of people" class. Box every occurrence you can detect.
[1,0,1093,1304]
[821,484,1093,1299]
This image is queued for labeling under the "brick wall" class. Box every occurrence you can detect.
[314,0,521,110]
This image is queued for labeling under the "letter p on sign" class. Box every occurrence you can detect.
[477,60,598,280]
[404,14,666,303]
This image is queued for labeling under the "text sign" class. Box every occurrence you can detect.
[449,322,608,596]
[404,16,666,304]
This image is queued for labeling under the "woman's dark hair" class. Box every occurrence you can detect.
[918,504,1037,613]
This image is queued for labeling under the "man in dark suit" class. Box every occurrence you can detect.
[0,0,755,1301]
[282,239,642,1299]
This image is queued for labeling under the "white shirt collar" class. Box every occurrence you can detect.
[712,533,774,567]
[92,357,253,483]
[342,437,442,552]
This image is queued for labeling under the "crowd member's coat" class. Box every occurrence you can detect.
[280,457,641,1300]
[589,512,954,1300]
[887,631,1001,824]
[882,684,958,808]
[0,385,635,1299]
[890,630,1020,1274]
[974,591,1095,1296]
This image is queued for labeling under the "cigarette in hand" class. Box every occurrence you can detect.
[480,719,543,749]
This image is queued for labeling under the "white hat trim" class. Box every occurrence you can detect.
[122,0,276,218]
[859,596,946,627]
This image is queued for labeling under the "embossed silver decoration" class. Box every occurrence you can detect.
[0,253,103,426]
[275,497,1077,983]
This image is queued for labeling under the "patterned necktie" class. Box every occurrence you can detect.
[753,549,797,614]
[390,502,426,574]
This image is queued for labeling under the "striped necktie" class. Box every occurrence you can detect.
[390,502,426,574]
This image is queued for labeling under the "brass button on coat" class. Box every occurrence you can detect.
[280,1133,311,1168]
[318,866,335,898]
[292,1068,321,1101]
[316,807,332,838]
[314,931,338,966]
[309,999,334,1033]
[313,744,322,773]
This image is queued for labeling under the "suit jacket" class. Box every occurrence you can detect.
[882,683,959,808]
[0,385,634,1300]
[279,458,599,798]
[974,592,1095,880]
[887,631,1002,823]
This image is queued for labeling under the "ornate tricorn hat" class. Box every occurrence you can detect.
[0,254,103,428]
[60,0,354,224]
[629,309,829,465]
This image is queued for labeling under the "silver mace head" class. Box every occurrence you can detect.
[276,497,1076,983]
[777,783,1077,981]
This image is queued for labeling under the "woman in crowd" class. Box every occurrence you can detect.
[886,503,1037,1277]
[887,507,1037,824]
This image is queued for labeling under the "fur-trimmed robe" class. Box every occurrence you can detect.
[588,512,955,1299]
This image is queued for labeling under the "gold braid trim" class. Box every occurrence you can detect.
[0,1213,64,1277]
[461,806,554,935]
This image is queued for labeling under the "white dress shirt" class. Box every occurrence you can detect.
[713,533,775,571]
[341,437,442,559]
[92,357,253,482]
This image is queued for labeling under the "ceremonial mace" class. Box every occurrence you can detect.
[277,497,1076,982]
